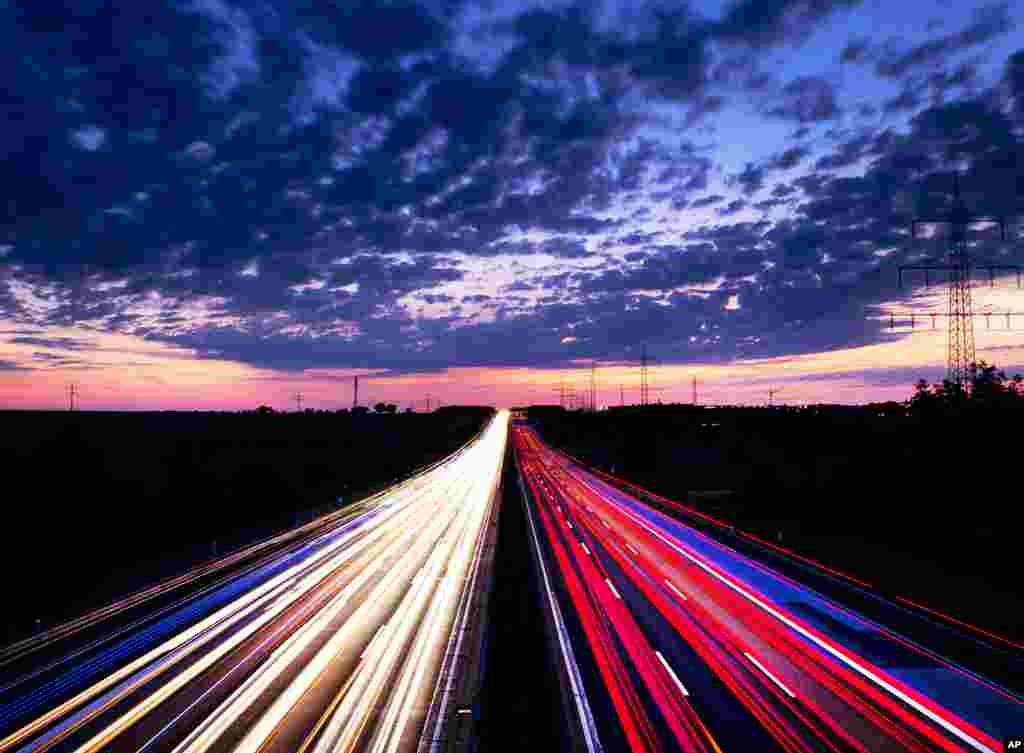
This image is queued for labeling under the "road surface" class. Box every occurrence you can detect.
[513,424,1023,753]
[0,412,508,753]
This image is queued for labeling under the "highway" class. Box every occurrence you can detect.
[513,424,1023,753]
[0,411,508,753]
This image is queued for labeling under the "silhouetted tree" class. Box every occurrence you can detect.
[908,361,1024,417]
[256,405,274,416]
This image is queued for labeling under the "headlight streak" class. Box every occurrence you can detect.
[513,425,1021,753]
[2,413,510,753]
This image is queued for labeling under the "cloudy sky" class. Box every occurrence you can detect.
[2,0,1023,410]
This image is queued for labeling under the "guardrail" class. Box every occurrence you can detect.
[511,437,603,753]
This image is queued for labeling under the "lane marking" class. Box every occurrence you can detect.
[744,652,796,699]
[655,651,690,696]
[664,579,687,601]
[518,476,605,753]
[601,520,611,530]
[605,579,622,600]
[626,543,639,556]
[571,473,998,753]
[581,543,591,557]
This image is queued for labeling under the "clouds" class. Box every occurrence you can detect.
[9,336,94,351]
[766,75,841,122]
[770,146,810,170]
[714,0,862,49]
[1,0,1023,382]
[875,2,1013,79]
[733,163,768,195]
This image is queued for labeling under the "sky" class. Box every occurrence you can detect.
[2,0,1024,410]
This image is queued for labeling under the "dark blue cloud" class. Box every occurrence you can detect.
[714,0,862,49]
[718,199,748,216]
[766,75,840,122]
[8,336,93,350]
[732,163,767,195]
[691,194,726,208]
[875,2,1013,79]
[2,0,1022,377]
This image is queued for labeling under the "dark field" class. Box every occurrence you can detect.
[0,406,492,644]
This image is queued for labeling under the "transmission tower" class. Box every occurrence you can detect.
[898,173,1019,388]
[294,392,304,412]
[567,383,578,410]
[636,346,665,405]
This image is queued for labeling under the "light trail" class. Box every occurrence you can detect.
[513,424,1024,753]
[0,413,509,753]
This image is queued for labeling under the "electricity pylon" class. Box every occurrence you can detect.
[898,173,1019,388]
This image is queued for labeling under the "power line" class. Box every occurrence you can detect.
[896,172,1020,388]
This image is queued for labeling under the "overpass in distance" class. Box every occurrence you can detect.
[1,411,1022,753]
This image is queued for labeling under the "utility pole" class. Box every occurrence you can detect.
[620,384,624,407]
[640,345,649,406]
[898,172,1019,388]
[67,383,78,412]
[692,376,698,406]
[589,360,597,412]
[353,375,359,409]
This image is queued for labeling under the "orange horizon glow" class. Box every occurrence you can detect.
[4,283,1024,411]
[4,325,1024,412]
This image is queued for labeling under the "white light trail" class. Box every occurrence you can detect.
[6,413,511,753]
